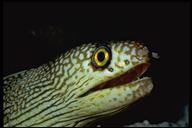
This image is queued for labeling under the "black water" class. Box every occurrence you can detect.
[3,2,190,127]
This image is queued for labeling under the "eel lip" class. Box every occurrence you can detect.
[80,63,150,97]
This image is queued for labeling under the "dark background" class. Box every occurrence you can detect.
[3,2,190,126]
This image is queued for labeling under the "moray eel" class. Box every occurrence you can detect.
[3,41,153,127]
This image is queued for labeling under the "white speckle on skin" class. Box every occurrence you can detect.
[82,60,89,68]
[75,51,79,57]
[72,59,77,64]
[129,42,135,47]
[131,48,136,55]
[124,41,129,45]
[76,64,80,68]
[118,61,125,67]
[4,81,7,84]
[65,59,70,64]
[56,66,63,76]
[79,54,84,60]
[117,43,122,51]
[55,65,59,72]
[69,68,75,76]
[120,54,129,62]
[123,47,130,52]
[138,49,143,56]
[51,67,54,73]
[132,56,139,62]
[82,46,88,52]
[86,50,92,58]
[59,58,64,64]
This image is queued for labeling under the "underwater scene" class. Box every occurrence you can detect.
[3,2,190,127]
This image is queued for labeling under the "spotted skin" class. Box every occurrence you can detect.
[3,41,153,127]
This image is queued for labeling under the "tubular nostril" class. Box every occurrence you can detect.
[151,52,160,59]
[143,47,149,55]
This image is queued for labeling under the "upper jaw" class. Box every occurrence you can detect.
[79,63,151,97]
[92,63,150,90]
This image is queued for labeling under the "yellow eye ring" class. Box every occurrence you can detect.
[92,45,111,69]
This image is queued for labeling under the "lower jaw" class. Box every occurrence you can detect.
[82,76,153,99]
[78,77,153,118]
[102,76,153,93]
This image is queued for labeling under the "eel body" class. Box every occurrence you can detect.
[3,41,153,127]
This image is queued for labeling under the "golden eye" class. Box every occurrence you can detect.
[92,45,111,69]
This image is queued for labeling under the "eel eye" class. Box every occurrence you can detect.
[92,46,111,69]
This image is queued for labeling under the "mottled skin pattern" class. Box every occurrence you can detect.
[3,41,153,127]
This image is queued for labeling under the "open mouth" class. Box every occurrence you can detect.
[80,63,150,97]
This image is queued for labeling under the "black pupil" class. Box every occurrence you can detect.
[97,52,105,62]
